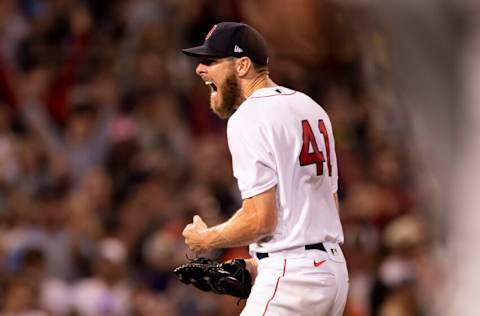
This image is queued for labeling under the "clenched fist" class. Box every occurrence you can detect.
[183,215,211,253]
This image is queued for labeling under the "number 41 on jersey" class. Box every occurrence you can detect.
[299,120,332,176]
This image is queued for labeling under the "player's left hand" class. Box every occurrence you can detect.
[183,215,210,253]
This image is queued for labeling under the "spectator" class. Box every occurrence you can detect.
[0,276,47,316]
[17,248,71,316]
[71,238,131,316]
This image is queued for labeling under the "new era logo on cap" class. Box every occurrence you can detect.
[234,45,243,53]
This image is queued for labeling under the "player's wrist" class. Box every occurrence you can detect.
[201,227,216,250]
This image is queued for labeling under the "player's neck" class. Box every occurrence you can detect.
[242,74,276,99]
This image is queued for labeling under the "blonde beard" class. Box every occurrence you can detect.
[210,73,244,119]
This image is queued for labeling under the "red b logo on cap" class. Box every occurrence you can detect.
[205,25,217,40]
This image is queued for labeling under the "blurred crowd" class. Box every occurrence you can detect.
[0,0,442,315]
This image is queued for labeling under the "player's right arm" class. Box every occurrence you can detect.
[183,113,279,253]
[205,185,277,248]
[182,186,278,252]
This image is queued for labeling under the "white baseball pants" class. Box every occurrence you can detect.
[241,243,349,316]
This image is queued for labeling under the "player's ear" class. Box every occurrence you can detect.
[235,57,252,77]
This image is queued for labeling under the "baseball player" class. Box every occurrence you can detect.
[181,22,348,316]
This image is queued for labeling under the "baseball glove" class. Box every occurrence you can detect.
[173,257,252,299]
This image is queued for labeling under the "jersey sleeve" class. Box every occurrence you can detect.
[227,115,278,199]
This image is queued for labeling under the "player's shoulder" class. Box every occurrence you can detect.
[228,86,325,130]
[248,86,298,100]
[243,86,300,107]
[246,86,320,108]
[234,86,297,116]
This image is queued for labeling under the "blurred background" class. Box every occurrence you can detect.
[1,0,478,315]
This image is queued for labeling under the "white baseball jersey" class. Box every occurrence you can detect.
[227,86,344,255]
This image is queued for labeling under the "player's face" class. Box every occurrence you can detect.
[196,57,243,119]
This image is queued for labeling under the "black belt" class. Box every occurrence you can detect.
[256,242,327,260]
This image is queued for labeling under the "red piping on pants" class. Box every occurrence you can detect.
[262,259,287,316]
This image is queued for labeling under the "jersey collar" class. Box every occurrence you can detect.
[248,86,291,99]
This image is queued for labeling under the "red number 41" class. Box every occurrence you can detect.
[299,120,332,176]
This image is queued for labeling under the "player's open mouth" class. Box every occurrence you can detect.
[205,81,217,94]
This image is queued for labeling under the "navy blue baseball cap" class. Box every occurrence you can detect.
[182,22,269,66]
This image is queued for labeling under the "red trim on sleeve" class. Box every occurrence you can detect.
[262,259,287,316]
